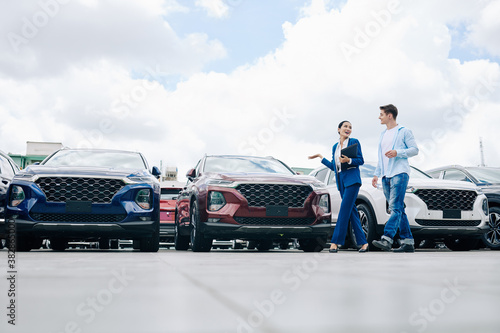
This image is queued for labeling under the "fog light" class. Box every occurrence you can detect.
[135,189,151,209]
[10,185,25,207]
[208,218,221,223]
[319,194,330,214]
[208,191,226,211]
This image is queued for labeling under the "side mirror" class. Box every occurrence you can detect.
[186,168,196,181]
[151,166,161,178]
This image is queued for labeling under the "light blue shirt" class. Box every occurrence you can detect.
[375,125,419,178]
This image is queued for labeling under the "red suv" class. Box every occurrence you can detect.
[174,155,332,252]
[159,182,183,243]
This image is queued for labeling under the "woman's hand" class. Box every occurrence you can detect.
[339,155,351,163]
[308,154,323,160]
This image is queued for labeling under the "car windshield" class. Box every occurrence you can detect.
[360,164,431,179]
[466,167,500,184]
[43,150,147,169]
[203,156,295,175]
[161,188,181,200]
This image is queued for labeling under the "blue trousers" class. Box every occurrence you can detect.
[381,173,414,245]
[331,176,367,246]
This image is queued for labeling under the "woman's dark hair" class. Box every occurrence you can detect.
[338,120,351,134]
[380,104,398,120]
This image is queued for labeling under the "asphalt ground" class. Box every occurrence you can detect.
[1,247,499,333]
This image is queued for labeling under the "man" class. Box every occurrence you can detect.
[371,104,419,252]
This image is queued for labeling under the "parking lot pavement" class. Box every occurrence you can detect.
[1,248,499,333]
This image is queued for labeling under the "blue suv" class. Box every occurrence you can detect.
[6,148,161,252]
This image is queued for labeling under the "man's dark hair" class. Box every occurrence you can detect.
[380,104,398,120]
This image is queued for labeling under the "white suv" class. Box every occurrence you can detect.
[309,163,490,251]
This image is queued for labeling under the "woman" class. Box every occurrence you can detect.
[309,120,369,253]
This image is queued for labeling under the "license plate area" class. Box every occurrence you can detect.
[443,209,461,219]
[66,201,92,213]
[266,205,288,217]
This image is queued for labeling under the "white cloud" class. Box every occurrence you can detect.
[467,0,500,57]
[1,0,500,179]
[195,0,229,19]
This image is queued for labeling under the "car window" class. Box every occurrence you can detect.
[466,167,500,184]
[426,170,441,178]
[43,150,147,169]
[443,169,472,182]
[0,155,15,178]
[203,156,295,175]
[327,170,336,185]
[313,168,329,183]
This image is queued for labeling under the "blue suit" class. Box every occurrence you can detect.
[321,138,367,246]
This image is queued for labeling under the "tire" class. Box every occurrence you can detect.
[190,201,212,252]
[247,240,257,250]
[140,220,160,252]
[350,203,378,250]
[299,238,326,252]
[278,241,290,250]
[482,206,500,250]
[232,240,244,250]
[110,239,119,249]
[50,238,68,251]
[16,236,34,252]
[444,238,479,251]
[174,222,190,250]
[99,239,110,250]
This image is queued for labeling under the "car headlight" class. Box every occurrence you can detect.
[319,194,330,214]
[10,185,26,207]
[208,191,226,211]
[135,189,152,209]
[482,199,489,216]
[406,186,416,193]
[206,180,235,187]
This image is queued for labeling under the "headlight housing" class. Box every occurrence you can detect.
[208,191,226,211]
[318,194,330,214]
[482,199,489,216]
[135,189,152,209]
[10,185,26,207]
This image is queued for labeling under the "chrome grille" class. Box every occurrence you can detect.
[235,183,312,208]
[30,213,126,223]
[35,177,124,203]
[415,219,481,227]
[234,217,315,226]
[414,189,477,211]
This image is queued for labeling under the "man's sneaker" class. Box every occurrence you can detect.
[372,239,392,251]
[393,243,415,253]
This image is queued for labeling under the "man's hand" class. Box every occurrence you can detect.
[385,150,397,158]
[372,176,378,188]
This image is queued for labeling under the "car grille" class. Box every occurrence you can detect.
[235,183,312,208]
[415,219,481,227]
[234,217,315,226]
[30,213,126,223]
[414,189,477,211]
[35,177,125,203]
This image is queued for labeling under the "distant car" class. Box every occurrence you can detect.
[159,182,183,244]
[310,163,490,251]
[426,165,500,250]
[0,150,20,249]
[174,155,332,252]
[6,148,161,252]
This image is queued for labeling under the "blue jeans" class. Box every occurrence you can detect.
[381,173,414,245]
[331,174,367,246]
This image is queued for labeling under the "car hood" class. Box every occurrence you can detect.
[478,184,500,193]
[205,172,326,188]
[407,178,480,191]
[15,165,154,180]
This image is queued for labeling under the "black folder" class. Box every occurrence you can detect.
[340,143,358,172]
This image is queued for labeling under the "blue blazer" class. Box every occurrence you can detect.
[321,137,364,191]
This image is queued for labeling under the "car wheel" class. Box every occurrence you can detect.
[190,200,213,252]
[278,241,290,250]
[140,220,160,252]
[256,240,273,251]
[50,238,68,251]
[110,239,119,249]
[350,203,378,250]
[482,206,500,250]
[299,238,326,252]
[16,236,34,252]
[247,240,257,250]
[174,223,190,250]
[444,238,479,251]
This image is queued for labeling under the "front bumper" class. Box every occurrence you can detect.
[410,224,490,238]
[199,222,333,240]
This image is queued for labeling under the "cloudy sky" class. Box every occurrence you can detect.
[1,0,499,179]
